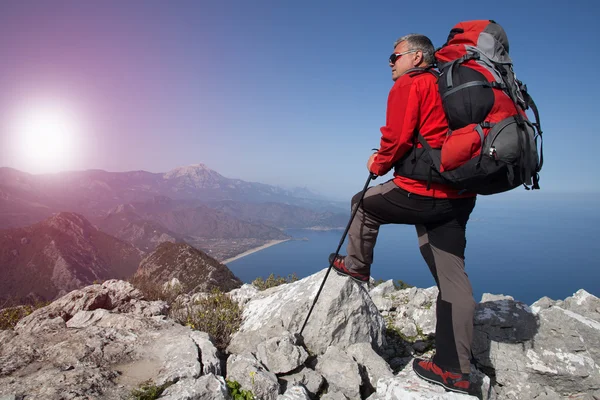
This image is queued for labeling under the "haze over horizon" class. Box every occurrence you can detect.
[1,0,598,200]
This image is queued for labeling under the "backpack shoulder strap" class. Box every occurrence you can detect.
[406,66,439,79]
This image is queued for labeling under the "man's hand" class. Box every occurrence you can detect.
[367,152,378,175]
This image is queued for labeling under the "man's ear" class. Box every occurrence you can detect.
[413,50,424,67]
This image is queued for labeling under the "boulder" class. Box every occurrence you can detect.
[277,385,312,400]
[160,374,230,400]
[472,295,600,399]
[278,367,325,397]
[346,343,394,389]
[315,346,362,399]
[256,333,308,374]
[226,353,279,400]
[228,269,385,356]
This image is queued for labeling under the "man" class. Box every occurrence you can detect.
[329,34,477,394]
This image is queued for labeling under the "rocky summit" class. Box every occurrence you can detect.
[0,270,599,399]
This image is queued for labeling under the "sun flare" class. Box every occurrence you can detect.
[7,98,85,174]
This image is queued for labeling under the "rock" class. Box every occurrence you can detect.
[411,341,430,353]
[229,284,260,306]
[530,296,557,314]
[522,305,600,394]
[480,293,514,302]
[277,385,311,400]
[315,346,362,399]
[190,331,221,376]
[369,280,397,311]
[15,280,145,333]
[256,333,308,374]
[472,295,600,398]
[154,329,202,386]
[126,299,169,317]
[228,269,385,356]
[346,343,394,389]
[562,289,600,322]
[400,321,418,338]
[279,367,324,397]
[160,374,230,400]
[226,353,279,400]
[387,287,438,337]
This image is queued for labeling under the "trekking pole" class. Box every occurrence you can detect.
[299,172,376,336]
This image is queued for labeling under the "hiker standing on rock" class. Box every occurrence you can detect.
[329,34,477,394]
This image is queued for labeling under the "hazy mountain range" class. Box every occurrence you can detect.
[0,164,349,302]
[0,164,345,229]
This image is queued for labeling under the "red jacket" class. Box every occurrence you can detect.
[370,70,475,198]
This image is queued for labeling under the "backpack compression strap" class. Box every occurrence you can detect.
[442,52,506,100]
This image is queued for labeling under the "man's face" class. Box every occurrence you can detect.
[390,41,419,81]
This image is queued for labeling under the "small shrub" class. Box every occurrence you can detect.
[252,273,298,290]
[394,280,413,290]
[0,302,48,330]
[128,380,172,400]
[226,380,255,400]
[171,288,242,351]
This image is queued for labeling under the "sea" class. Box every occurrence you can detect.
[228,192,600,305]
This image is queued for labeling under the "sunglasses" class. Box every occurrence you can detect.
[389,49,419,64]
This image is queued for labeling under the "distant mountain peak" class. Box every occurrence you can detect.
[163,164,223,179]
[162,164,228,189]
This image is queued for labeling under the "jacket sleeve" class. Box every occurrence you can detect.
[370,79,420,176]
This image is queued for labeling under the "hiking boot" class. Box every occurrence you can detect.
[412,358,471,394]
[328,254,369,283]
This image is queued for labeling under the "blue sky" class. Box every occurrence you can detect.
[0,0,598,200]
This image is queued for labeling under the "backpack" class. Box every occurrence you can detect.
[395,20,543,195]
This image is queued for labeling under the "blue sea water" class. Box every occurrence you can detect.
[228,193,600,305]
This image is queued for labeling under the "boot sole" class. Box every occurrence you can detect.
[332,268,369,283]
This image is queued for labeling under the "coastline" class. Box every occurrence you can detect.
[222,239,290,264]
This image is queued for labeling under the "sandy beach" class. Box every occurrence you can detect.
[222,239,290,264]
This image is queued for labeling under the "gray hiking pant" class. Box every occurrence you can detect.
[346,180,477,374]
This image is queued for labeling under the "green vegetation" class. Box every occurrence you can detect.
[394,279,414,290]
[128,380,172,400]
[252,273,298,290]
[0,302,49,330]
[226,380,255,400]
[171,288,242,351]
[384,315,426,342]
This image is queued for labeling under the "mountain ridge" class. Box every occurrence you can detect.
[0,212,143,302]
[0,165,345,230]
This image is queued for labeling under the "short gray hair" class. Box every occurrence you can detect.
[393,34,436,66]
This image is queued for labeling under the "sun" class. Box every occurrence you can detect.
[7,97,85,174]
